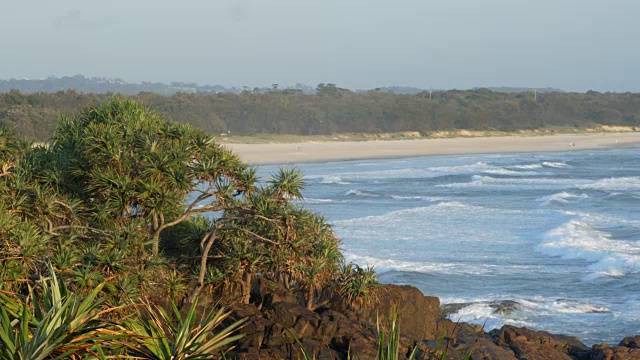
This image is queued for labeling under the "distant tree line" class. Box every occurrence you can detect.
[0,75,240,96]
[1,87,639,141]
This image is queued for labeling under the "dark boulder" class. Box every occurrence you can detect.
[591,338,640,360]
[335,284,440,341]
[493,326,590,360]
[619,336,640,349]
[430,320,517,360]
[251,277,296,308]
[201,278,640,360]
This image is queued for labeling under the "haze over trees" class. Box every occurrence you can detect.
[1,87,639,142]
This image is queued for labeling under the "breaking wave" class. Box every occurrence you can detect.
[578,176,640,192]
[306,175,351,185]
[429,161,492,174]
[444,298,611,332]
[438,175,589,188]
[345,189,380,197]
[346,253,495,276]
[304,198,334,204]
[542,161,572,168]
[538,191,590,205]
[510,163,544,170]
[538,218,640,279]
[482,168,540,176]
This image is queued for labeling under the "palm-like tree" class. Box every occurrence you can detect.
[41,98,254,256]
[268,167,305,200]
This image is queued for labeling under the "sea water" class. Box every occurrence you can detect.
[259,147,640,345]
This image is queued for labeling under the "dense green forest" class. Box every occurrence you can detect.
[1,88,639,141]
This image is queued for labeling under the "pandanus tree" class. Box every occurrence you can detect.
[38,98,256,256]
[189,167,345,308]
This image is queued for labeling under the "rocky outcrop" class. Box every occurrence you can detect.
[492,326,590,360]
[591,336,640,360]
[213,279,639,359]
[336,284,441,341]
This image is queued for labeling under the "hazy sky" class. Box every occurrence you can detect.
[1,0,639,91]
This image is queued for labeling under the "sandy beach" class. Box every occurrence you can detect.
[225,132,640,165]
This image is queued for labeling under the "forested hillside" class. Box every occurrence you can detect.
[1,88,639,141]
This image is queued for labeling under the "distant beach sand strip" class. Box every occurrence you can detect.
[226,133,640,165]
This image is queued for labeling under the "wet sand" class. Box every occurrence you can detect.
[225,132,640,165]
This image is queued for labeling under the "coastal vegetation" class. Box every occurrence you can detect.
[0,98,380,358]
[1,88,639,142]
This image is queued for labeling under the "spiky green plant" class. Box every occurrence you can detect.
[339,262,380,309]
[125,299,246,360]
[0,267,123,360]
[164,269,188,303]
[0,124,31,177]
[376,307,419,360]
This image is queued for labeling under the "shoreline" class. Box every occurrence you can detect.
[225,132,640,165]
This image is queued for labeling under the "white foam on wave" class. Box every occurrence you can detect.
[336,201,481,225]
[445,297,610,331]
[389,195,443,202]
[340,168,425,179]
[429,161,492,174]
[538,218,640,279]
[548,301,610,314]
[444,299,533,330]
[429,162,539,176]
[429,161,542,176]
[542,161,572,168]
[511,163,544,170]
[304,198,334,204]
[306,175,351,185]
[560,210,640,228]
[345,253,494,276]
[452,303,499,322]
[345,189,380,197]
[438,175,589,188]
[308,161,543,185]
[308,167,445,183]
[538,191,590,205]
[578,177,640,192]
[482,168,539,176]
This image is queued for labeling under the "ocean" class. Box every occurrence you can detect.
[259,147,640,345]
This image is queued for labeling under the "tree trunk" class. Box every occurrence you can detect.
[306,286,314,310]
[188,231,215,304]
[151,214,161,256]
[151,230,161,257]
[241,272,252,304]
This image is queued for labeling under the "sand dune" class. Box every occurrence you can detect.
[225,132,640,165]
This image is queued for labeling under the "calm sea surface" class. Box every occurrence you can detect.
[259,147,640,345]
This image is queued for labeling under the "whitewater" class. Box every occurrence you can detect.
[260,147,640,345]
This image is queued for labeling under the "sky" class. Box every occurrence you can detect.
[1,0,639,92]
